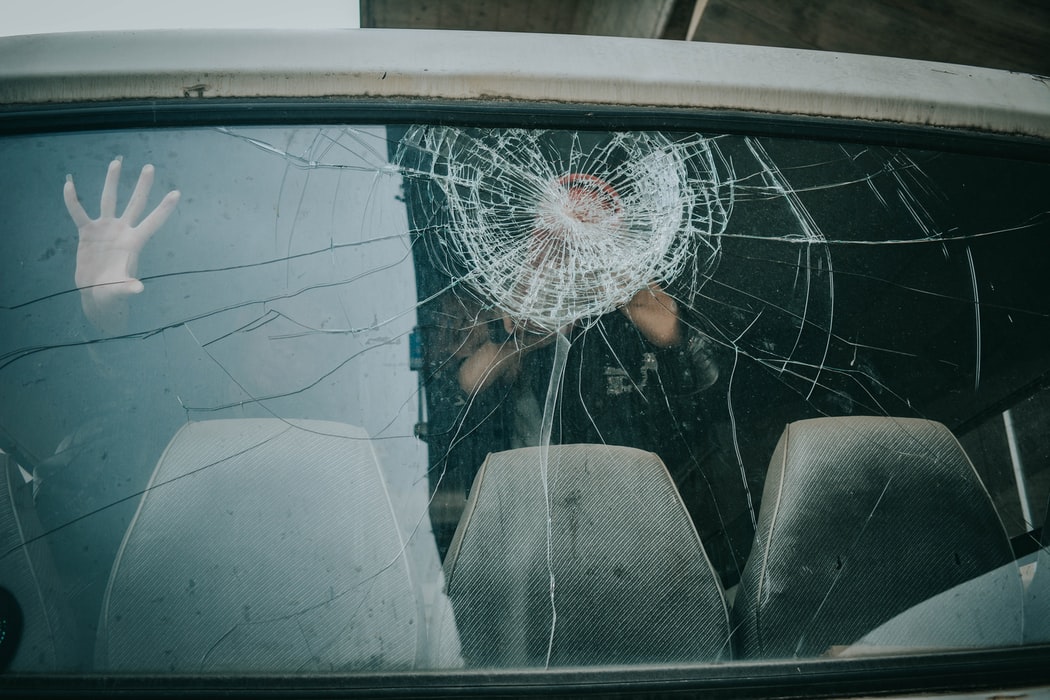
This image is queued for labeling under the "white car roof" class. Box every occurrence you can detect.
[1,29,1048,139]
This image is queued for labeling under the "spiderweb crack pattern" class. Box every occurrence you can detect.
[396,127,729,331]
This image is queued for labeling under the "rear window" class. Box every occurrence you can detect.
[1,121,1048,684]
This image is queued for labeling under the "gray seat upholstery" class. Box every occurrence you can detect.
[95,418,449,672]
[443,443,730,668]
[732,416,1022,659]
[0,451,78,670]
[1024,490,1050,643]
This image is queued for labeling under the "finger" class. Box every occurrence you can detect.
[134,190,180,245]
[63,176,91,228]
[122,164,155,224]
[100,157,123,219]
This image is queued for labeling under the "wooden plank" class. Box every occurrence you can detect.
[577,0,675,37]
[692,0,1050,74]
[659,0,708,40]
[362,0,1049,74]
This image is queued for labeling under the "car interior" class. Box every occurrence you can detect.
[0,35,1048,697]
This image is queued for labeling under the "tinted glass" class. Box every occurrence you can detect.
[1,124,1047,673]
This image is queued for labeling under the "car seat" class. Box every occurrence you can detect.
[443,443,730,667]
[95,418,459,672]
[732,416,1022,658]
[0,451,79,670]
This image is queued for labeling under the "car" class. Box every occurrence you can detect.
[0,28,1048,698]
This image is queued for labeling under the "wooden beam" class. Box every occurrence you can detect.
[691,0,1050,74]
[686,0,709,41]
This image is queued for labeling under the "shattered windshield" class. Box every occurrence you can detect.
[0,123,1048,674]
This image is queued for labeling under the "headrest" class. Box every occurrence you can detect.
[96,419,435,671]
[733,416,1019,658]
[444,443,730,667]
[0,453,78,670]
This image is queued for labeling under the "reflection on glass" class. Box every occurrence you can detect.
[0,125,1048,673]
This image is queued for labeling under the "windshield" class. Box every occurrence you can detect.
[0,123,1047,676]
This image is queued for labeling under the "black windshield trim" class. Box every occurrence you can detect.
[2,98,1049,162]
[2,645,1049,698]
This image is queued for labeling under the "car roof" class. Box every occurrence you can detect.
[1,29,1048,139]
